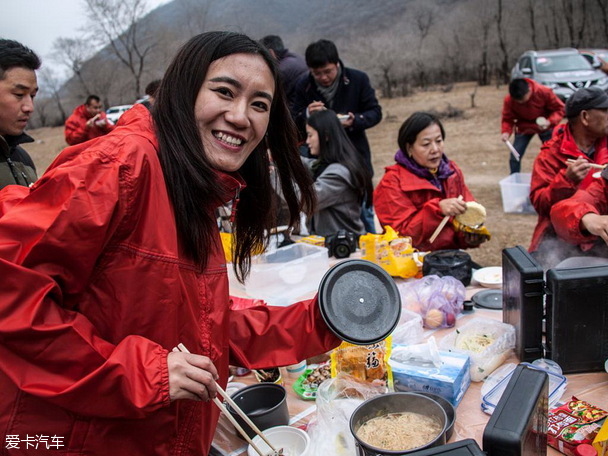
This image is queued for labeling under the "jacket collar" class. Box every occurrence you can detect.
[557,123,608,159]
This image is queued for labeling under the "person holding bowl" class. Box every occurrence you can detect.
[374,111,489,251]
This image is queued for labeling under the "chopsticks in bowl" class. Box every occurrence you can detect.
[174,344,278,456]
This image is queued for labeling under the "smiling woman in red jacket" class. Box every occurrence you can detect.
[374,111,488,252]
[0,32,341,456]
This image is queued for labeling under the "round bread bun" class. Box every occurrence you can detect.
[456,201,486,227]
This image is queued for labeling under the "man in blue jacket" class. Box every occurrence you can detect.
[292,39,382,233]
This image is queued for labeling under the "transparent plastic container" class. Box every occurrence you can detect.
[481,362,567,415]
[230,243,329,306]
[499,173,536,214]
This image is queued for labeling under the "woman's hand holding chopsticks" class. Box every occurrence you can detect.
[167,349,219,401]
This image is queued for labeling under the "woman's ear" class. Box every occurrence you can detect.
[406,145,413,157]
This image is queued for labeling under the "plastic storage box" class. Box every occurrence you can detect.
[481,362,567,415]
[502,246,544,362]
[482,364,548,455]
[231,243,329,306]
[499,173,536,214]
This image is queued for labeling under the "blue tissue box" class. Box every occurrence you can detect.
[389,348,471,407]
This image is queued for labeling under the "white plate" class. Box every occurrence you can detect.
[473,266,502,289]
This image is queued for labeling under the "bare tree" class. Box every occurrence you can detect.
[83,0,155,99]
[38,67,68,125]
[181,0,212,35]
[495,0,511,84]
[527,0,539,49]
[596,0,608,42]
[51,37,93,94]
[562,0,588,47]
[412,3,436,87]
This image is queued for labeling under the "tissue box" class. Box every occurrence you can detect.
[390,348,471,406]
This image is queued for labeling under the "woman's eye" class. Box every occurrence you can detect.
[252,101,269,111]
[213,87,233,97]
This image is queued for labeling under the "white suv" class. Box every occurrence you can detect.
[511,48,608,101]
[105,105,133,124]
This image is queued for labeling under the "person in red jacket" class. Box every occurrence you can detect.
[529,86,608,268]
[501,78,565,173]
[374,111,489,252]
[550,176,608,261]
[0,32,341,456]
[64,94,115,145]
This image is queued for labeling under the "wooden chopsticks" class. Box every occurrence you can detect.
[174,343,277,456]
[566,158,607,170]
[429,195,463,244]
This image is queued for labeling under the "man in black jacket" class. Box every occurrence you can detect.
[292,39,382,233]
[0,39,39,189]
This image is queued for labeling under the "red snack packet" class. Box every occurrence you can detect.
[548,397,608,456]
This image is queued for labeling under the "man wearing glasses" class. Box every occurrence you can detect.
[64,94,115,145]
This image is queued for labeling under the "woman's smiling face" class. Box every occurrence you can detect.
[194,53,275,172]
[407,123,445,169]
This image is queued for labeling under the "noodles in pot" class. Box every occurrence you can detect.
[356,412,442,451]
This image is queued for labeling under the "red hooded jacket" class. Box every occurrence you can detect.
[529,124,608,251]
[64,104,116,145]
[0,105,340,455]
[373,160,476,251]
[501,78,565,136]
[551,177,608,250]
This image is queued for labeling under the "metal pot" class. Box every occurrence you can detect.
[227,383,289,439]
[350,392,448,456]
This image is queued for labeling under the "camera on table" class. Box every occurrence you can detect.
[325,230,358,259]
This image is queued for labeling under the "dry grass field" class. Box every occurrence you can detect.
[22,82,540,266]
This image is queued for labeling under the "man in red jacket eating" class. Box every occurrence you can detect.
[64,94,115,145]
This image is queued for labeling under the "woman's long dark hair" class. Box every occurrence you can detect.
[153,31,315,281]
[307,109,373,205]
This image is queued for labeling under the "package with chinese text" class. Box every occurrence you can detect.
[548,397,608,455]
[330,337,393,390]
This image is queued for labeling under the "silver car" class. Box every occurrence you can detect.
[511,48,608,101]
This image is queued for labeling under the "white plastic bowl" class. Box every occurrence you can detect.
[473,266,502,289]
[247,425,310,456]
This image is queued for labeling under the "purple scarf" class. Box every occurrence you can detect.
[394,149,454,190]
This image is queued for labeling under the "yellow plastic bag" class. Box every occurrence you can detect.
[359,226,423,279]
[330,337,393,390]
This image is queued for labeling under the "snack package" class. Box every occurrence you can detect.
[397,275,465,329]
[593,418,608,454]
[359,226,424,279]
[548,397,608,455]
[330,338,393,390]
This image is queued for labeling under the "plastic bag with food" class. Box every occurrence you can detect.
[397,275,465,329]
[439,317,515,382]
[306,374,388,456]
[330,338,393,389]
[359,226,424,279]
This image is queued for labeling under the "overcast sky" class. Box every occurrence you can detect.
[1,0,168,76]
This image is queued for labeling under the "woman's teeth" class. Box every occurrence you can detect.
[215,132,243,146]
